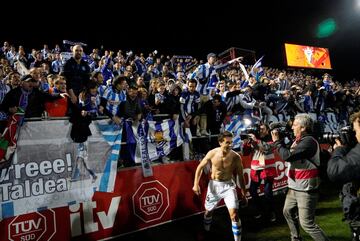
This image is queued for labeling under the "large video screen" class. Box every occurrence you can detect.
[284,43,332,69]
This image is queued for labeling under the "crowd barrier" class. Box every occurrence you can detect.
[0,113,335,240]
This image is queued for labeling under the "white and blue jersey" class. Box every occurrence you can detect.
[51,60,63,74]
[100,86,126,117]
[190,63,218,96]
[145,56,154,65]
[134,58,147,76]
[79,94,101,117]
[41,49,49,59]
[223,90,241,112]
[179,90,200,120]
[6,51,17,65]
[101,57,114,84]
[190,62,230,96]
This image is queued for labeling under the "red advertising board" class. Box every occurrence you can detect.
[5,209,56,241]
[0,153,290,241]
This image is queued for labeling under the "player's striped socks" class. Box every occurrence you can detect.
[232,220,242,241]
[203,215,212,231]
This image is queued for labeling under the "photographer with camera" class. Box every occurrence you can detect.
[272,113,329,241]
[242,122,277,222]
[327,111,360,240]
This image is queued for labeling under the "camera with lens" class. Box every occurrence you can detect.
[240,123,260,140]
[269,120,294,142]
[321,126,357,148]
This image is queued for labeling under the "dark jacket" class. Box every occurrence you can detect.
[327,143,360,183]
[154,92,175,115]
[118,96,142,120]
[63,57,91,96]
[276,134,318,162]
[201,99,227,134]
[276,134,320,191]
[0,87,62,118]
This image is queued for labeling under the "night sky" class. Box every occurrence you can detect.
[2,0,359,80]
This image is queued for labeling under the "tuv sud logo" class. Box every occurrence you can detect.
[132,180,169,223]
[8,209,56,241]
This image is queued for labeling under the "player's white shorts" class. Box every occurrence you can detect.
[205,179,238,211]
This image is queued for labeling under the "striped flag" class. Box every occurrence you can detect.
[222,115,254,149]
[250,55,264,81]
[95,120,122,192]
[125,118,184,163]
[134,58,147,76]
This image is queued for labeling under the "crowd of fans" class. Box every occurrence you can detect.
[0,41,360,164]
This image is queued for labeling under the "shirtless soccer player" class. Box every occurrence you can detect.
[193,131,247,241]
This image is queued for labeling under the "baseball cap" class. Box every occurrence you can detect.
[20,74,36,82]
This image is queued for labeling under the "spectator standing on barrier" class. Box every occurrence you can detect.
[272,113,329,241]
[192,131,247,241]
[242,123,277,222]
[69,81,99,183]
[63,45,91,104]
[190,53,220,136]
[327,111,360,240]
